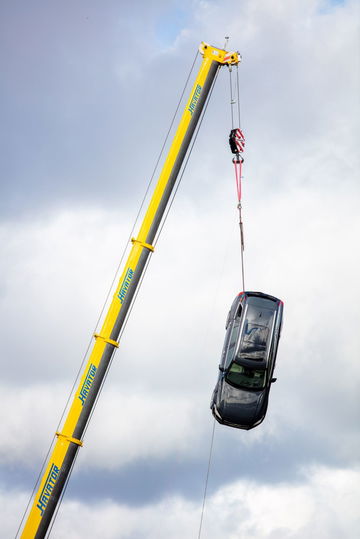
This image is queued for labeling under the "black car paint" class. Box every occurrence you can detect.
[211,291,283,430]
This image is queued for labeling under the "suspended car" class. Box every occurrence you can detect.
[210,291,283,430]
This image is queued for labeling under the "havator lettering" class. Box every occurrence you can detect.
[78,363,97,406]
[36,463,60,516]
[188,84,202,115]
[117,267,134,304]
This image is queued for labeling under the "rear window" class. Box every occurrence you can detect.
[236,322,269,361]
[244,323,269,348]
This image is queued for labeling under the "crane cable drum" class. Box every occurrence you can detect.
[228,62,246,291]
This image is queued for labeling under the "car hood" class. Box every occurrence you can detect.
[219,380,266,428]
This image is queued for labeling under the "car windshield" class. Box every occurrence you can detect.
[226,361,266,390]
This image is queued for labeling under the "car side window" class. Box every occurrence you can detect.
[225,310,231,330]
[220,325,231,368]
[224,317,241,369]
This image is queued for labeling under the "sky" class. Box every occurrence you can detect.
[1,0,359,537]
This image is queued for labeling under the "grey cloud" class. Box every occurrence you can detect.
[5,421,351,510]
[2,0,359,535]
[2,0,357,219]
[0,1,195,218]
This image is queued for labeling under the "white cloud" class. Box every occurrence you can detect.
[9,466,360,539]
[76,389,209,470]
[0,170,359,470]
[0,382,209,470]
[1,0,359,536]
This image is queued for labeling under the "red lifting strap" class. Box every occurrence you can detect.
[233,157,243,202]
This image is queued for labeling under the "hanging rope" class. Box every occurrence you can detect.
[198,418,216,539]
[46,51,204,536]
[236,63,242,128]
[16,51,201,539]
[228,65,246,292]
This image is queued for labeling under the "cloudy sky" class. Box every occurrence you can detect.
[1,0,359,537]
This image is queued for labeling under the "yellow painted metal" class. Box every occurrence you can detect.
[199,41,240,65]
[55,432,83,447]
[20,42,240,538]
[131,237,155,252]
[94,333,120,348]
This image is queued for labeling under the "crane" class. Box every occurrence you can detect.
[19,41,241,538]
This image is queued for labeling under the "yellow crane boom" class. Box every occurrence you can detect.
[20,42,240,538]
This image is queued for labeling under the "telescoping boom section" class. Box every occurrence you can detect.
[20,42,240,538]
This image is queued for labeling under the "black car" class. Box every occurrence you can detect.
[211,291,283,430]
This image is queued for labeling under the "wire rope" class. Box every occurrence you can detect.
[40,54,219,539]
[48,52,205,531]
[228,64,235,128]
[229,64,246,291]
[76,62,221,539]
[197,59,246,539]
[78,49,204,435]
[236,63,245,291]
[45,50,202,535]
[15,442,55,538]
[18,48,225,539]
[81,57,221,442]
[57,48,200,424]
[149,68,222,539]
[239,210,246,292]
[198,417,216,539]
[17,50,200,537]
[46,449,80,539]
[154,66,220,247]
[236,63,242,129]
[229,66,235,130]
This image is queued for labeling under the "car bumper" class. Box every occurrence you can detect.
[211,403,265,430]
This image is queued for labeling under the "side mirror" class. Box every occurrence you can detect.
[271,377,277,383]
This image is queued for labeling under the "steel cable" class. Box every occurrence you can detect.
[43,50,202,538]
[198,418,216,539]
[17,50,200,538]
[229,64,246,291]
